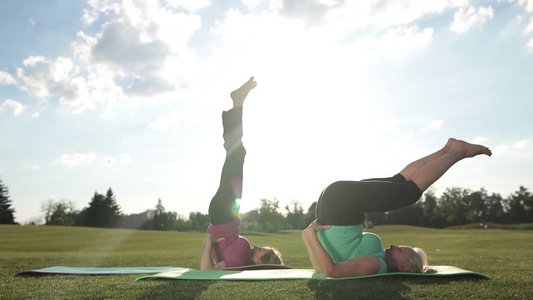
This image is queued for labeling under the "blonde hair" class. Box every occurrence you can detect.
[409,247,429,273]
[260,246,284,265]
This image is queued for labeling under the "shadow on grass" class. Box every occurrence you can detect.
[309,278,411,299]
[308,276,487,299]
[136,279,213,299]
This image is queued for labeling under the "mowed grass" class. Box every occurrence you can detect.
[1,225,532,299]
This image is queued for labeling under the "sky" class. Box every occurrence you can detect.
[1,0,532,225]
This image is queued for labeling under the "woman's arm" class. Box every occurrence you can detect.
[199,235,226,270]
[302,220,382,278]
[302,220,333,274]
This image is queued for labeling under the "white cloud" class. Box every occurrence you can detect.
[450,6,494,33]
[368,0,468,27]
[1,0,202,115]
[82,0,121,25]
[15,56,80,99]
[321,0,467,29]
[100,156,117,167]
[14,56,112,114]
[167,0,211,11]
[419,119,444,134]
[148,110,209,131]
[1,99,25,116]
[29,18,36,26]
[54,153,97,167]
[23,56,46,66]
[148,112,183,131]
[514,139,530,149]
[524,17,533,34]
[472,136,488,144]
[513,139,533,158]
[0,71,17,84]
[243,0,261,10]
[119,153,133,165]
[492,139,532,158]
[76,0,202,98]
[266,0,468,31]
[99,153,132,167]
[528,37,533,49]
[510,0,533,13]
[426,119,444,129]
[379,25,434,60]
[493,144,510,156]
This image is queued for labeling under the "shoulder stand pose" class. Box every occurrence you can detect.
[302,138,492,277]
[200,77,283,270]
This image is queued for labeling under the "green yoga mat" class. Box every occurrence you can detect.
[135,265,491,281]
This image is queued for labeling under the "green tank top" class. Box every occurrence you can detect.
[318,224,387,274]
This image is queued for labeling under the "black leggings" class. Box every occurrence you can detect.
[208,108,246,225]
[315,174,422,226]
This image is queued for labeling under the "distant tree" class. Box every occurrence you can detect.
[41,199,78,226]
[465,188,491,224]
[257,198,285,232]
[189,212,209,231]
[365,211,386,225]
[0,177,16,224]
[151,198,176,230]
[241,209,259,231]
[505,186,533,223]
[484,192,505,223]
[152,198,165,230]
[174,214,192,231]
[385,202,425,226]
[439,187,471,225]
[285,201,306,229]
[421,189,439,227]
[118,211,150,229]
[84,188,122,228]
[304,202,317,226]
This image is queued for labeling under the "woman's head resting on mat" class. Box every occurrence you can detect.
[385,244,429,273]
[250,245,284,265]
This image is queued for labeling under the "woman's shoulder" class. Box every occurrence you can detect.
[361,231,382,243]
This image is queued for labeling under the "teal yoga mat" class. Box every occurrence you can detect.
[15,264,291,276]
[16,266,183,276]
[135,265,491,281]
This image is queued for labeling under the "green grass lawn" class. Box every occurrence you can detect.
[1,225,532,299]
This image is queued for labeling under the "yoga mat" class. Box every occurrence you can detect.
[15,264,291,276]
[136,265,491,281]
[16,266,184,276]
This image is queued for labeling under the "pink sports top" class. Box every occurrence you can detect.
[207,218,252,267]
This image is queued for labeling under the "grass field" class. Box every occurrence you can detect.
[1,225,532,299]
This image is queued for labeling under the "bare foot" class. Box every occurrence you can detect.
[453,139,492,158]
[231,76,257,108]
[443,138,457,152]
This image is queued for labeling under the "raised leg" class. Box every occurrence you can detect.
[208,77,257,225]
[407,139,492,192]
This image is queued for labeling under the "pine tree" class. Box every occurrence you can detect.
[84,188,121,228]
[0,177,16,224]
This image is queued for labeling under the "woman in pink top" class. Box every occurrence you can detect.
[200,77,283,270]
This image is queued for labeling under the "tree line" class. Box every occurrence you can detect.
[1,176,532,230]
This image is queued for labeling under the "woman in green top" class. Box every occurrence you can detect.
[302,138,492,277]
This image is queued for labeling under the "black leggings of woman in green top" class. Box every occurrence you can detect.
[316,138,493,226]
